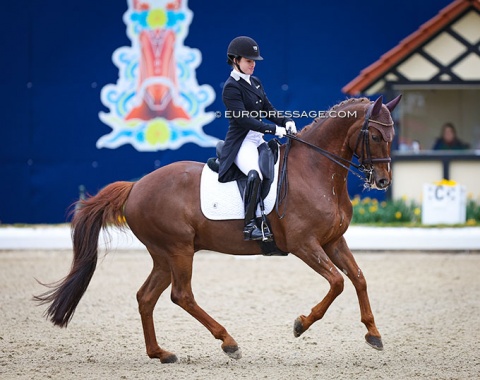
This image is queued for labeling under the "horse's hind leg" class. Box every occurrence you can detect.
[137,251,178,363]
[169,251,241,360]
[325,237,383,350]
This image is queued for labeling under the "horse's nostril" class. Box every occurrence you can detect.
[378,178,390,188]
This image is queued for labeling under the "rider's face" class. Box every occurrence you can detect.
[237,58,256,75]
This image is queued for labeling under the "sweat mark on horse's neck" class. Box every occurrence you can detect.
[331,172,347,196]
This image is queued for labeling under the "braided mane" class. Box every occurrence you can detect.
[298,97,370,136]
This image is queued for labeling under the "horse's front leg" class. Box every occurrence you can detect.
[169,252,242,360]
[324,236,383,350]
[292,240,345,338]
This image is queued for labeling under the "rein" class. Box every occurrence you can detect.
[285,133,367,180]
[275,106,393,218]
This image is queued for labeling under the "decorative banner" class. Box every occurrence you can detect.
[97,0,218,151]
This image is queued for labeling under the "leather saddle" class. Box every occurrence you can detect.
[207,139,280,200]
[206,139,287,257]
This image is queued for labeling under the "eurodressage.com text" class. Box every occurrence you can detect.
[217,110,358,119]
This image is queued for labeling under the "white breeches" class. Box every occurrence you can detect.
[234,131,265,180]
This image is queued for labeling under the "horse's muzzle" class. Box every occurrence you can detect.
[376,177,390,189]
[371,167,391,190]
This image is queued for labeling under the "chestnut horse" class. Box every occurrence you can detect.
[35,95,401,363]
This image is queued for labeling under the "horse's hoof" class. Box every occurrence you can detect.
[222,345,242,360]
[160,353,179,363]
[365,334,383,351]
[293,317,305,338]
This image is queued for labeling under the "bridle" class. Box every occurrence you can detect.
[275,104,394,218]
[350,105,393,185]
[286,105,393,180]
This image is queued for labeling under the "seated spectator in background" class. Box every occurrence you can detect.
[432,122,469,150]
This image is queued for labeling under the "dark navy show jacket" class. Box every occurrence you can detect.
[218,75,291,182]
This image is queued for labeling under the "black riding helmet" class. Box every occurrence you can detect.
[227,36,263,67]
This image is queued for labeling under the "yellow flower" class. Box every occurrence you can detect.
[395,211,402,219]
[358,208,365,215]
[466,219,477,226]
[414,208,421,216]
[361,197,371,205]
[351,196,360,206]
[380,201,387,208]
[369,205,378,213]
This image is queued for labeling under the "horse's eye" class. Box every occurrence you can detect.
[372,134,381,142]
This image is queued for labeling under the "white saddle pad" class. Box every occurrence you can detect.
[200,161,279,221]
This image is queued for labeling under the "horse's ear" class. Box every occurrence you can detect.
[385,94,402,113]
[371,96,383,116]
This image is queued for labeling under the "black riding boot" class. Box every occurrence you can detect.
[243,170,273,241]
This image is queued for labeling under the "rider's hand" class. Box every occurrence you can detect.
[275,126,287,138]
[286,121,297,135]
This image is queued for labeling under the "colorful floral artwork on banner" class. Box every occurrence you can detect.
[98,0,218,151]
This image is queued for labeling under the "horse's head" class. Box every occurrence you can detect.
[351,95,401,190]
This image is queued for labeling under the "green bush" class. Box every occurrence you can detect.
[351,195,479,226]
[466,198,480,224]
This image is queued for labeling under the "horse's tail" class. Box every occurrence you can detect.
[33,181,134,327]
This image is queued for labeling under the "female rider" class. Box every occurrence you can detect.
[218,36,297,241]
